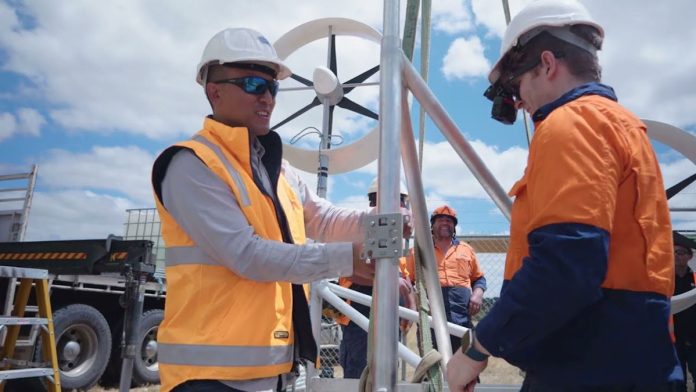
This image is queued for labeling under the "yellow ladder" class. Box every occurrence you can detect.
[0,267,60,391]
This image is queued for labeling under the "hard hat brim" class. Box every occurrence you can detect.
[196,58,292,86]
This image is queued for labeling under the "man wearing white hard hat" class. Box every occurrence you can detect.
[151,28,410,392]
[447,1,681,391]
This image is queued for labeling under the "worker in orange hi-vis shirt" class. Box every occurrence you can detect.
[405,205,487,353]
[446,1,680,391]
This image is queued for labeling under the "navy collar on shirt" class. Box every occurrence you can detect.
[432,237,460,249]
[532,82,618,122]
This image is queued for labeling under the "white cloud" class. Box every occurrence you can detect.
[420,138,527,199]
[588,0,696,127]
[0,108,45,141]
[38,146,156,205]
[442,36,490,80]
[431,0,474,34]
[17,145,155,240]
[0,112,16,142]
[471,0,534,38]
[16,108,44,136]
[0,0,391,140]
[25,190,135,240]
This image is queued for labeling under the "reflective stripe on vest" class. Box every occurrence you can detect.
[165,246,216,266]
[193,135,251,207]
[158,342,293,367]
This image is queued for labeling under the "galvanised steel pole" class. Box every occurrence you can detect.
[400,87,454,367]
[372,0,402,389]
[308,25,336,382]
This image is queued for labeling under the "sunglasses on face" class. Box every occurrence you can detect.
[502,59,540,101]
[675,249,692,256]
[211,76,279,97]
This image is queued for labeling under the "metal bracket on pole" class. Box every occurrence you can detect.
[362,213,404,260]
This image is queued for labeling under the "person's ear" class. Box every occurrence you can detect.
[206,83,221,105]
[540,50,557,77]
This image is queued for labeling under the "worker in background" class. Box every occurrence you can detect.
[673,233,696,392]
[446,1,681,391]
[337,178,416,379]
[151,28,412,392]
[406,205,486,353]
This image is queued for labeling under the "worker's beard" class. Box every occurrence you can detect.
[436,225,453,240]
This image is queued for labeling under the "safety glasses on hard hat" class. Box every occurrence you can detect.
[211,76,279,97]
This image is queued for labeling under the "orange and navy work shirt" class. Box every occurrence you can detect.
[476,83,681,387]
[405,239,485,290]
[405,239,486,327]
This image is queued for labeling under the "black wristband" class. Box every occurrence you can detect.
[463,328,490,362]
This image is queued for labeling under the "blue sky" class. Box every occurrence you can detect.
[0,0,695,241]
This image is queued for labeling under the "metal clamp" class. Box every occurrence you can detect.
[362,213,403,259]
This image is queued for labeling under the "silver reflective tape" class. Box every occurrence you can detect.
[193,135,251,206]
[159,342,293,367]
[165,246,217,266]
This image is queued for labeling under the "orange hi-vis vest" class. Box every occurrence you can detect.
[152,119,309,392]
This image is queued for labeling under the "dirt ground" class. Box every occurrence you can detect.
[398,327,523,385]
[92,326,692,391]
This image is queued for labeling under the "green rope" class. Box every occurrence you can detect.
[415,1,442,389]
[414,243,443,391]
[402,0,420,61]
[406,0,442,390]
[418,0,431,173]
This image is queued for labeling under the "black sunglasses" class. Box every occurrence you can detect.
[502,49,565,100]
[211,76,279,97]
[502,59,540,100]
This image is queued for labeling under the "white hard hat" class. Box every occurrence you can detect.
[367,177,408,196]
[196,28,292,85]
[488,0,604,84]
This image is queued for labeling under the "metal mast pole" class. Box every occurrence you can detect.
[307,25,336,382]
[372,0,402,389]
[316,25,334,199]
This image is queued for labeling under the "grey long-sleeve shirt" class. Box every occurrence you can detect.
[161,142,365,391]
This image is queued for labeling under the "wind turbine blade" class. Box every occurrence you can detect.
[666,173,696,200]
[337,97,379,120]
[271,97,321,131]
[343,65,380,94]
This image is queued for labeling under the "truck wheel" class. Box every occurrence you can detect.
[106,309,163,386]
[132,309,163,385]
[36,304,112,390]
